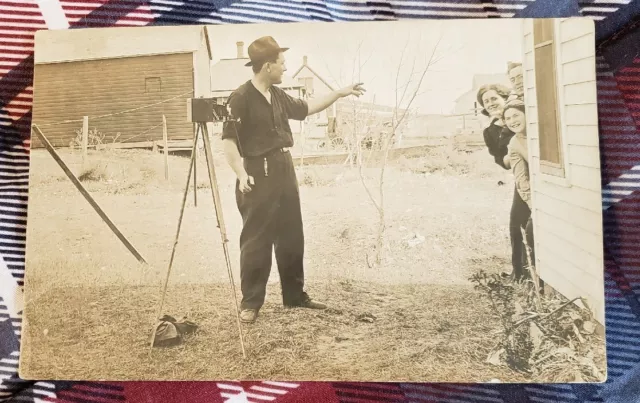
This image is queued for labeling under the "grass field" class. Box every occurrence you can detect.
[21,142,534,382]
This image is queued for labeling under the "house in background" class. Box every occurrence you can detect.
[291,56,338,151]
[32,25,212,148]
[400,114,460,147]
[522,18,604,325]
[334,99,410,149]
[292,56,421,152]
[209,42,304,135]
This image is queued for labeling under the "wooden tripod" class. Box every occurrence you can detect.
[149,121,246,358]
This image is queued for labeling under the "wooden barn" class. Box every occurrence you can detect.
[522,18,605,325]
[31,25,212,148]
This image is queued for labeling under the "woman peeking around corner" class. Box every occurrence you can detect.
[503,99,535,275]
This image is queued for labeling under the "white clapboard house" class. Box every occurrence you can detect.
[522,18,605,326]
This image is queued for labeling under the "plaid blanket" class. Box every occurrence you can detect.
[1,1,639,402]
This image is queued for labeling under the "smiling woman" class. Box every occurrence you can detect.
[503,99,535,276]
[476,83,531,283]
[504,100,529,207]
[476,84,511,170]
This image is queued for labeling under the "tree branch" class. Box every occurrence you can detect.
[355,94,382,212]
[395,34,444,132]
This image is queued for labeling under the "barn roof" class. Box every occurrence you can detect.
[34,25,206,65]
[210,58,303,97]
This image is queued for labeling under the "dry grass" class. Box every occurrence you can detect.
[21,144,564,382]
[26,146,515,287]
[21,279,531,382]
[395,146,500,179]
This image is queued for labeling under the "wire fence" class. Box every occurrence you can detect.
[32,88,488,164]
[36,90,194,128]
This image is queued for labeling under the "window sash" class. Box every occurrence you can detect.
[532,19,565,177]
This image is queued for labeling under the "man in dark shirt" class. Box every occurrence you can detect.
[222,36,365,324]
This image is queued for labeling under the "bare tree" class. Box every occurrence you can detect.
[356,34,446,267]
[322,41,377,167]
[321,34,450,267]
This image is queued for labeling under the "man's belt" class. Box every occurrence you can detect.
[246,147,290,159]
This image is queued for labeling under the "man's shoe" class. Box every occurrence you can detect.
[239,309,258,323]
[286,296,327,310]
[301,299,327,310]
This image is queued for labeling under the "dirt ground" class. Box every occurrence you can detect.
[20,142,526,382]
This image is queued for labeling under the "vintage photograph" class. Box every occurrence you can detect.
[19,18,606,383]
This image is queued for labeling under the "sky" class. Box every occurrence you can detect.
[206,19,523,114]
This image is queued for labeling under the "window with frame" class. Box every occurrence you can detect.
[145,77,161,93]
[533,19,565,177]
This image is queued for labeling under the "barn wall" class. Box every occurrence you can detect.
[523,18,605,324]
[31,53,194,148]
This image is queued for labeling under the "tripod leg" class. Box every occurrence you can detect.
[148,124,199,354]
[201,123,247,359]
[193,135,198,207]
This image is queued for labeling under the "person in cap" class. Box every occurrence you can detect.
[222,36,366,324]
[506,62,524,102]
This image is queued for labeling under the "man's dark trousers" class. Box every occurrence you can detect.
[510,185,531,280]
[235,149,305,311]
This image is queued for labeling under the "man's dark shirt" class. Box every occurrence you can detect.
[222,80,309,158]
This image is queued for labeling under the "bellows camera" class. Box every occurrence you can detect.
[187,97,230,123]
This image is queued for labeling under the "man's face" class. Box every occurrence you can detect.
[266,53,287,85]
[509,65,524,96]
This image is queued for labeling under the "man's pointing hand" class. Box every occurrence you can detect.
[339,83,366,98]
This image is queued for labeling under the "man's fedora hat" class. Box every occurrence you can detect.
[245,36,289,67]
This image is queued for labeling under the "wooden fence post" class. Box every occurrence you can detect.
[162,115,169,180]
[82,116,88,169]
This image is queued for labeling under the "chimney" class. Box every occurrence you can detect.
[303,55,308,66]
[236,41,244,59]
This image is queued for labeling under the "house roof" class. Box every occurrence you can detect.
[35,25,206,64]
[292,64,335,92]
[454,89,476,104]
[210,58,303,94]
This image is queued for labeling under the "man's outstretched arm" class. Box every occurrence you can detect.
[307,83,366,116]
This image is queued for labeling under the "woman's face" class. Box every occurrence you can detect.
[504,108,526,134]
[481,90,506,118]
